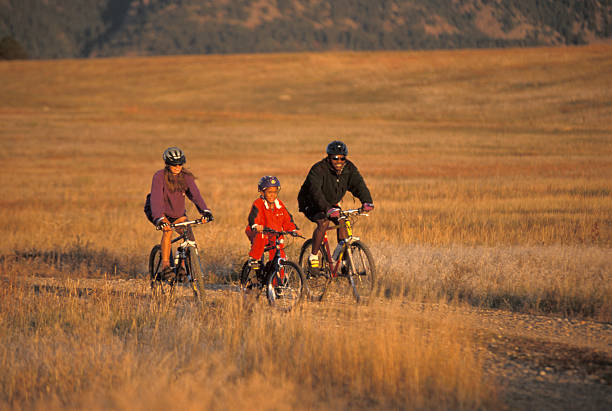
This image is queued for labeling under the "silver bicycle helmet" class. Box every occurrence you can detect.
[163,147,186,165]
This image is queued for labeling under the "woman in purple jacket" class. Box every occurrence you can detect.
[144,147,213,278]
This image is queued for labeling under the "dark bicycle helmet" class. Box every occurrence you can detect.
[258,175,281,191]
[326,140,348,156]
[163,147,186,165]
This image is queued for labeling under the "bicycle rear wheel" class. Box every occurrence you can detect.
[345,241,376,303]
[298,239,331,302]
[266,261,305,312]
[148,245,174,297]
[186,245,205,306]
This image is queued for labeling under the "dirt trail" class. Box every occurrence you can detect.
[452,306,611,410]
[7,275,612,410]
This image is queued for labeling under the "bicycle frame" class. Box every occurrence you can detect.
[241,228,306,311]
[167,220,204,274]
[319,209,366,278]
[170,223,198,263]
[300,208,374,303]
[149,217,212,302]
[257,229,294,281]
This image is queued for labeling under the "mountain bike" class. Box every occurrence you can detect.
[298,208,375,303]
[148,217,212,305]
[240,228,306,312]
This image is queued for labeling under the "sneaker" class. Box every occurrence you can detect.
[308,254,319,269]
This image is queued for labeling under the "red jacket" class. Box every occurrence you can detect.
[247,197,298,233]
[245,197,298,260]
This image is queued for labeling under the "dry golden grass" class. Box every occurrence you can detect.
[0,274,496,410]
[1,45,610,313]
[0,45,611,408]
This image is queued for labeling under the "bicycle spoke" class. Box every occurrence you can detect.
[267,261,304,312]
[345,241,376,303]
[299,239,331,302]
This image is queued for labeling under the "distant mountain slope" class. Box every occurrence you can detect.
[1,0,610,59]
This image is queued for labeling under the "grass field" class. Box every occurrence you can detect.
[1,44,611,409]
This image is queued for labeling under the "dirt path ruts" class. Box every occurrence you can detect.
[452,306,611,410]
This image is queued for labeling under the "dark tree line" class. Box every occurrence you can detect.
[1,0,609,59]
[0,36,28,59]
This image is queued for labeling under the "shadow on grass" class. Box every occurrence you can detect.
[474,292,607,320]
[2,240,144,278]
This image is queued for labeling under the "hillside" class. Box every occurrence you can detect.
[1,0,610,59]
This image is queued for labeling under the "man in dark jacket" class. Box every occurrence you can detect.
[297,140,374,269]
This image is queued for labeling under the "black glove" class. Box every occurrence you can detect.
[201,209,214,222]
[155,217,169,230]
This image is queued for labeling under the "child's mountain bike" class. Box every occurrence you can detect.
[148,217,212,305]
[240,228,306,312]
[298,208,375,303]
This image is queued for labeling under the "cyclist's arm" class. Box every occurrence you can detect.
[306,163,333,212]
[185,175,210,215]
[347,164,373,204]
[247,200,265,232]
[150,170,166,221]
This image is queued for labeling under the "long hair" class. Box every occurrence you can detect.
[164,166,195,192]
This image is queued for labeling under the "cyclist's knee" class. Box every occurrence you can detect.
[315,218,329,230]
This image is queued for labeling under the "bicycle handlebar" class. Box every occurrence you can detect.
[261,227,305,238]
[338,208,369,218]
[156,217,213,230]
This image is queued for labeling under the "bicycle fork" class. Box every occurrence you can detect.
[180,240,200,293]
[270,258,286,287]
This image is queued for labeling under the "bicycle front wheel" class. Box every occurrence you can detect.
[186,245,205,306]
[266,261,305,312]
[298,239,331,302]
[345,241,376,303]
[148,245,174,297]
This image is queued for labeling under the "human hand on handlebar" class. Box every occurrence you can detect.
[155,217,171,231]
[201,209,214,222]
[361,203,374,212]
[327,207,341,219]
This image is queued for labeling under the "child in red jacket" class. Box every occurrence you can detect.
[245,176,302,267]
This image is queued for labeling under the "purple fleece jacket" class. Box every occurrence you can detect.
[150,169,209,221]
